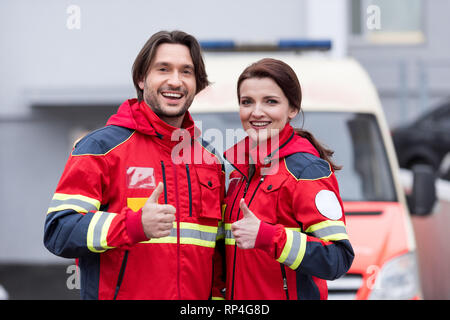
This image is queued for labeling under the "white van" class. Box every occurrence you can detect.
[189,51,436,299]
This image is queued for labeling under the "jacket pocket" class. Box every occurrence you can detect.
[196,166,222,220]
[258,176,287,224]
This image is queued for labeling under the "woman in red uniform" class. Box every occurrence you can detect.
[222,58,354,300]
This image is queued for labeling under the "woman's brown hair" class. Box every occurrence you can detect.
[132,30,210,101]
[237,58,341,171]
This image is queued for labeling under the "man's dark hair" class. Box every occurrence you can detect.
[132,30,209,101]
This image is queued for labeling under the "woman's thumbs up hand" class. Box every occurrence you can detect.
[231,199,261,249]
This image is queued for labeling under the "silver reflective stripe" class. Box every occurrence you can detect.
[141,223,219,247]
[161,227,217,242]
[49,198,98,212]
[311,225,347,239]
[180,228,217,242]
[216,223,225,240]
[92,212,109,251]
[225,229,234,240]
[168,228,177,237]
[284,231,301,267]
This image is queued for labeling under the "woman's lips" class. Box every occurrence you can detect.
[249,121,271,129]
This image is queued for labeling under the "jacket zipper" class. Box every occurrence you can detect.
[185,164,192,217]
[230,173,251,300]
[160,161,168,204]
[163,160,182,298]
[230,172,265,300]
[228,179,244,221]
[280,264,289,300]
[115,161,167,300]
[113,250,129,300]
[172,163,181,299]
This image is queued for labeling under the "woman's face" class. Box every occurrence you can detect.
[239,77,298,143]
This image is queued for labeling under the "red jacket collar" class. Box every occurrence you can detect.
[106,99,199,143]
[224,123,319,177]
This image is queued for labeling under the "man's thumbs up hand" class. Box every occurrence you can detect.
[231,199,261,249]
[147,181,164,204]
[141,182,176,239]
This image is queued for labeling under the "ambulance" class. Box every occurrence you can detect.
[188,41,436,300]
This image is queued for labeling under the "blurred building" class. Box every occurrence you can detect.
[348,0,450,127]
[0,0,448,298]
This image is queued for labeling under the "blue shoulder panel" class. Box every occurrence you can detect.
[72,125,134,156]
[198,137,224,165]
[285,152,331,180]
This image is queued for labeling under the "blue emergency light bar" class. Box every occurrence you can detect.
[199,39,332,52]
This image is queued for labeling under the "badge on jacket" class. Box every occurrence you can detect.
[127,167,156,189]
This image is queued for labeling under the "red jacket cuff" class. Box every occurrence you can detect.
[254,221,277,253]
[125,207,148,244]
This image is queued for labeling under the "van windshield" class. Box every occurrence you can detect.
[193,111,396,202]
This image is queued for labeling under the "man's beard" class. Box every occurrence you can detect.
[143,85,194,119]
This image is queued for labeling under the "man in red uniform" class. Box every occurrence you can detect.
[44,30,225,300]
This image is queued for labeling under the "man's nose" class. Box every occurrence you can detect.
[167,71,183,88]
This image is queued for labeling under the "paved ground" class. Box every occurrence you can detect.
[0,264,80,300]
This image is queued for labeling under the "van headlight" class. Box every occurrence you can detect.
[369,252,421,300]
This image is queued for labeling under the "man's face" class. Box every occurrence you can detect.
[139,43,197,124]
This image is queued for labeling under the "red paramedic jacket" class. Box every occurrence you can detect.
[44,99,225,299]
[222,124,354,300]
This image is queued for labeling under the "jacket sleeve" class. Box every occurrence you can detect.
[44,143,147,259]
[255,166,354,280]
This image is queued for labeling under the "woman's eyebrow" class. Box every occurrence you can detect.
[263,94,281,99]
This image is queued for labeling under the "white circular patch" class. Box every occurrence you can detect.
[315,190,342,220]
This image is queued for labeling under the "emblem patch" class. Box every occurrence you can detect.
[126,167,156,189]
[314,190,342,220]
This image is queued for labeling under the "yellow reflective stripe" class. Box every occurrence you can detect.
[47,193,101,214]
[47,204,91,214]
[87,212,103,253]
[277,229,307,270]
[52,193,101,207]
[225,238,236,245]
[293,232,307,269]
[87,211,117,253]
[277,228,293,264]
[305,220,349,241]
[211,296,225,300]
[180,237,216,248]
[216,221,225,240]
[319,233,349,241]
[305,220,345,233]
[224,223,235,245]
[141,237,217,248]
[100,213,116,250]
[140,222,219,248]
[180,222,218,234]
